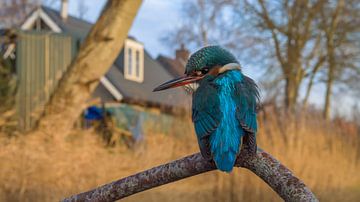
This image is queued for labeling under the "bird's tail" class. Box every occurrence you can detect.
[212,133,241,173]
[210,126,242,172]
[213,150,237,172]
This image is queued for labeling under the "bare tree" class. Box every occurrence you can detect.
[302,34,326,109]
[0,0,40,28]
[165,0,327,111]
[319,0,360,120]
[243,0,327,111]
[240,0,360,116]
[165,0,359,117]
[162,0,240,50]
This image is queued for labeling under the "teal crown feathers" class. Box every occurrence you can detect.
[185,45,239,74]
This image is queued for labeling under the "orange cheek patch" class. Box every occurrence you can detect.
[209,66,221,76]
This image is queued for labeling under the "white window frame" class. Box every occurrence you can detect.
[124,39,144,83]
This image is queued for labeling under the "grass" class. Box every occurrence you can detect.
[0,109,359,202]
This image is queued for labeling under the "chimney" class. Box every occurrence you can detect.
[61,0,68,20]
[175,43,189,62]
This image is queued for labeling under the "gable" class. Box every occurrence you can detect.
[21,8,61,32]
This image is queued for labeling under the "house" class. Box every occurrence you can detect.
[1,3,192,131]
[157,44,189,78]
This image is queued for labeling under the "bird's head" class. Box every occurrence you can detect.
[153,45,240,92]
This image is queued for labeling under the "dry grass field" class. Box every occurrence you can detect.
[0,110,359,202]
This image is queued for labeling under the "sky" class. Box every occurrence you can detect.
[46,0,358,118]
[51,0,182,58]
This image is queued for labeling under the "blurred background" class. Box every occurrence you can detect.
[0,0,359,201]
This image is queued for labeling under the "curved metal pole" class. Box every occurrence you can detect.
[61,149,318,202]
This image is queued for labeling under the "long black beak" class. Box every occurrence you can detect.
[153,75,203,92]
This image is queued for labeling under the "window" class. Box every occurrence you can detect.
[135,50,140,77]
[128,48,132,75]
[124,39,144,83]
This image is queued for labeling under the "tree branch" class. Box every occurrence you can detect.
[256,0,286,68]
[302,55,326,108]
[61,149,317,202]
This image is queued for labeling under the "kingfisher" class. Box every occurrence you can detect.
[153,46,259,172]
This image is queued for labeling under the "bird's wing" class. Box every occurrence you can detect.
[234,75,259,153]
[234,75,260,134]
[192,83,222,160]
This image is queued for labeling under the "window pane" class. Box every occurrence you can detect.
[128,48,132,75]
[135,50,140,78]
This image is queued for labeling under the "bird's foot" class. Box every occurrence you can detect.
[242,133,257,155]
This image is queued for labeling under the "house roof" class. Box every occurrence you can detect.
[157,55,185,78]
[156,45,189,78]
[39,6,191,110]
[41,6,92,39]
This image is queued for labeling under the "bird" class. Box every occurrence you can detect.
[153,45,259,172]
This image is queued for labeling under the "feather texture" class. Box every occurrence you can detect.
[192,70,258,172]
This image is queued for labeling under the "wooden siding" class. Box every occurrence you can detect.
[16,31,73,131]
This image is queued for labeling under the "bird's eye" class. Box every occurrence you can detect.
[193,68,209,76]
[201,68,209,75]
[194,71,202,76]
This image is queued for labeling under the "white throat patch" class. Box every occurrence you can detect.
[183,83,199,94]
[218,63,241,74]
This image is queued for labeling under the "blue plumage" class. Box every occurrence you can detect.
[153,46,259,172]
[193,70,258,172]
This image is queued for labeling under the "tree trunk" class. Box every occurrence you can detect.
[323,70,334,120]
[36,0,142,136]
[282,42,305,111]
[323,0,344,120]
[285,78,296,110]
[324,30,336,120]
[324,51,335,120]
[284,65,302,111]
[303,78,314,110]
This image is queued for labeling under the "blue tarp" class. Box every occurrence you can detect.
[106,104,174,135]
[84,106,104,120]
[84,104,185,139]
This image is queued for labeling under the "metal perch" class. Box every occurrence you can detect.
[62,149,318,202]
